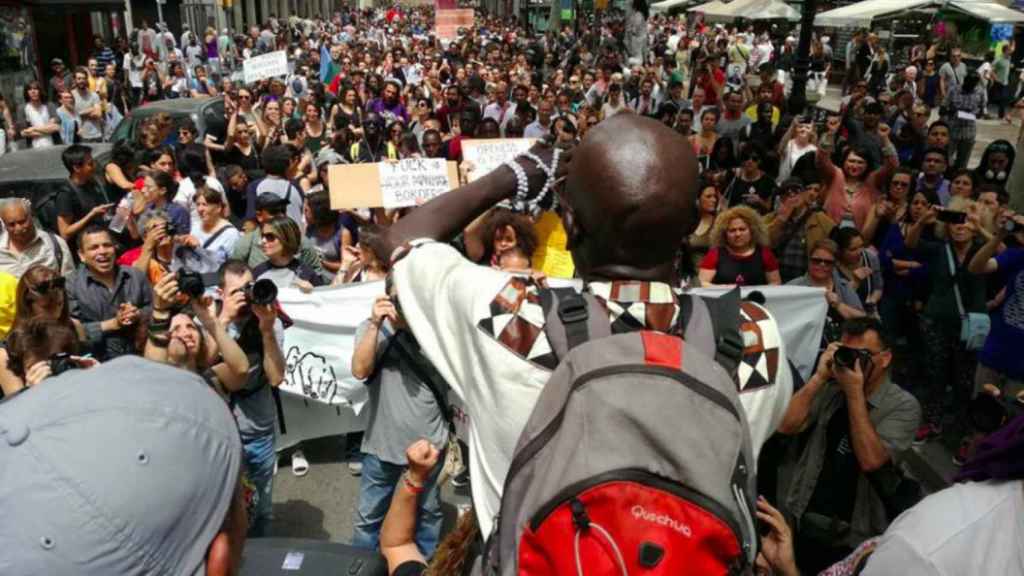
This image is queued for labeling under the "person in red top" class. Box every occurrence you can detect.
[699,205,782,286]
[695,56,726,108]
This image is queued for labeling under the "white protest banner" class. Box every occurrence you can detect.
[461,138,535,181]
[378,157,451,208]
[272,280,825,449]
[243,50,288,84]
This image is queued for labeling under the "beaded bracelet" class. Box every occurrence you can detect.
[402,470,425,495]
[503,158,530,211]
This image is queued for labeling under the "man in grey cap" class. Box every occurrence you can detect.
[0,355,247,575]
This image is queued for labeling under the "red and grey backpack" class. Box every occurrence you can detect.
[474,287,759,576]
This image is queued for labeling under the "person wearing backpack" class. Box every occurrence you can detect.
[776,317,921,574]
[350,285,449,558]
[374,114,794,573]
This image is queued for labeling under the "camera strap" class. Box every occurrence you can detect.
[946,243,966,319]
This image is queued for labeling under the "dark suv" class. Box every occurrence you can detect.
[109,96,227,144]
[0,144,113,231]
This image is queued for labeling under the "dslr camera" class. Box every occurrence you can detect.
[832,346,873,371]
[175,269,206,299]
[243,278,278,306]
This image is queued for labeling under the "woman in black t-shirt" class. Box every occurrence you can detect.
[724,141,778,214]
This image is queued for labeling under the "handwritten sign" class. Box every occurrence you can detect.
[461,138,536,181]
[377,158,451,208]
[328,160,460,209]
[243,50,288,84]
[531,210,576,278]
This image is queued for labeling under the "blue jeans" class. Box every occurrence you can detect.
[351,452,444,557]
[242,432,276,537]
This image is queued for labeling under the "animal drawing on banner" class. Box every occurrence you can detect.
[284,347,343,404]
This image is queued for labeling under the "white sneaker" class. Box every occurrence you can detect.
[291,450,309,477]
[348,461,363,476]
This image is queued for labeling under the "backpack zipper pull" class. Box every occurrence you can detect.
[571,498,590,530]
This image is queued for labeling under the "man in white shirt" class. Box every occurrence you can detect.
[483,82,520,136]
[523,99,555,139]
[0,198,74,279]
[376,114,793,537]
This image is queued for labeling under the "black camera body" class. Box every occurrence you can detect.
[1005,218,1021,235]
[49,352,77,377]
[244,278,278,306]
[176,269,206,299]
[833,346,873,371]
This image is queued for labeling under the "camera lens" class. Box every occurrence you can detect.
[833,346,856,370]
[247,278,278,306]
[176,269,206,299]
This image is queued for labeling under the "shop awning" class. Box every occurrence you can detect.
[698,0,800,20]
[651,0,696,12]
[688,0,728,13]
[815,0,1024,27]
[947,1,1024,23]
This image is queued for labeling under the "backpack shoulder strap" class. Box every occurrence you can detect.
[539,286,610,362]
[47,231,64,273]
[699,286,745,376]
[201,225,232,249]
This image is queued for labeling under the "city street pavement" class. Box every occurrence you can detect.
[269,435,471,542]
[267,82,1019,543]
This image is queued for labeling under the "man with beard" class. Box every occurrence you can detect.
[843,101,895,169]
[71,67,104,143]
[351,113,398,163]
[68,225,151,360]
[435,85,465,134]
[368,80,409,124]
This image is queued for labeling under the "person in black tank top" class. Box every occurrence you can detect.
[698,205,782,286]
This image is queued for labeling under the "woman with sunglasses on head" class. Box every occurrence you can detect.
[0,265,85,395]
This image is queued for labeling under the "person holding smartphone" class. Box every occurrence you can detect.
[904,197,989,445]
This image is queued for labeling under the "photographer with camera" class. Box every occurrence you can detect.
[5,317,98,388]
[144,273,249,394]
[776,317,921,574]
[216,259,285,537]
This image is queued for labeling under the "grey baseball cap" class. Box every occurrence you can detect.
[0,356,243,576]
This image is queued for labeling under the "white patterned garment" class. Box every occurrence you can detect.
[392,240,793,537]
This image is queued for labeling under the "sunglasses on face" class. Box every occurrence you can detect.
[238,94,252,100]
[31,277,66,294]
[261,232,279,242]
[810,257,835,267]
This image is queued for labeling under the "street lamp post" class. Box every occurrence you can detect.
[787,0,817,117]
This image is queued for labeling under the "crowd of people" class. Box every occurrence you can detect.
[1,3,1023,576]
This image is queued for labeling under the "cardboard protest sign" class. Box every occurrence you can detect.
[243,50,288,83]
[434,8,474,40]
[328,159,460,209]
[461,138,535,181]
[531,210,576,278]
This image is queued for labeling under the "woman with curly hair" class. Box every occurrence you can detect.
[698,205,781,287]
[466,208,539,267]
